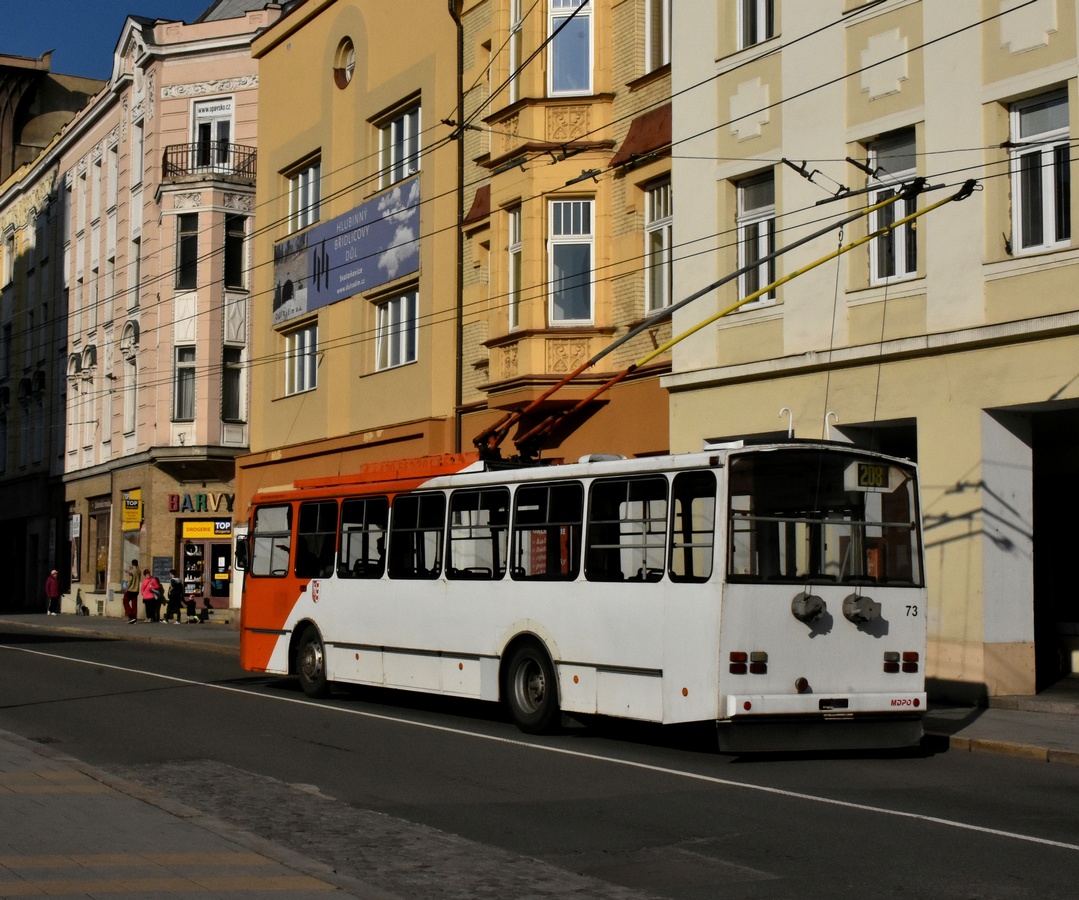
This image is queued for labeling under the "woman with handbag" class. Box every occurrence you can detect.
[139,568,163,623]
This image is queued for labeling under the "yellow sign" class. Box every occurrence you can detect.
[182,519,233,539]
[121,490,142,531]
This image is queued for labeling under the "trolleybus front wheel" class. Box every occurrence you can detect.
[296,626,331,699]
[504,643,559,734]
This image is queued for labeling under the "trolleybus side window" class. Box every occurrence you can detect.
[296,500,338,578]
[388,492,445,579]
[727,451,922,586]
[586,476,668,583]
[669,470,716,583]
[250,504,292,577]
[337,496,389,579]
[447,488,509,580]
[511,481,583,581]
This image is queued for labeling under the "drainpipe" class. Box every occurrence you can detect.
[449,0,465,453]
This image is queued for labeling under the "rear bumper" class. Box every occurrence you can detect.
[724,691,925,718]
[716,712,924,753]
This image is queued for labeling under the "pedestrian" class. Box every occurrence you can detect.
[185,596,199,623]
[140,568,163,623]
[164,569,183,623]
[197,598,214,624]
[123,558,141,623]
[44,569,62,616]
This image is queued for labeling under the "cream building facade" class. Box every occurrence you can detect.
[0,2,284,615]
[669,0,1079,699]
[239,0,675,512]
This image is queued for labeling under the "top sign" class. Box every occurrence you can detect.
[272,177,420,325]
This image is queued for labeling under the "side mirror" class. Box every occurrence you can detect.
[234,535,249,571]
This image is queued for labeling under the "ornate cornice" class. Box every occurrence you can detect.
[161,75,258,100]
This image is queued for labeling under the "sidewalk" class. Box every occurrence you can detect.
[2,612,1079,766]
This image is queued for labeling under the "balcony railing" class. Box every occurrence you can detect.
[162,142,257,181]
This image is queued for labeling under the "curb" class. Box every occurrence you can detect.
[934,733,1079,766]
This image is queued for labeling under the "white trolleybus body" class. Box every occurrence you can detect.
[237,440,926,752]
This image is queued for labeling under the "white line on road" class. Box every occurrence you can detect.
[6,643,1079,854]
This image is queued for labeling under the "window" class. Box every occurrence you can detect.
[224,215,246,289]
[2,230,13,285]
[1011,90,1070,252]
[447,488,509,580]
[104,255,115,323]
[549,0,591,96]
[334,37,356,89]
[175,213,198,290]
[669,471,716,582]
[376,289,418,370]
[250,505,292,578]
[585,477,668,582]
[548,198,593,323]
[194,98,232,169]
[91,158,101,222]
[380,103,420,188]
[508,206,522,329]
[222,346,243,421]
[285,323,318,395]
[128,237,141,309]
[296,501,337,578]
[737,171,775,304]
[740,0,775,49]
[645,179,672,312]
[107,144,119,210]
[132,119,144,186]
[88,266,99,329]
[288,158,321,232]
[338,496,389,579]
[646,0,671,72]
[122,342,137,434]
[388,492,445,579]
[867,129,918,283]
[509,0,524,103]
[511,481,583,580]
[174,346,196,420]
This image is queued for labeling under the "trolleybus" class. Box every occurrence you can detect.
[236,440,926,752]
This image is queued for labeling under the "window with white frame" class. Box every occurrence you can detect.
[737,171,775,304]
[174,346,196,421]
[1010,90,1071,253]
[549,0,592,96]
[868,128,918,283]
[132,119,145,186]
[509,0,524,103]
[739,0,774,49]
[548,198,593,323]
[646,0,670,73]
[376,289,418,370]
[222,346,244,421]
[288,158,321,232]
[285,322,318,395]
[193,98,232,169]
[121,325,138,435]
[645,179,672,312]
[380,103,421,188]
[128,237,141,310]
[508,206,522,329]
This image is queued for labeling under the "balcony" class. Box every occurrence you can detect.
[162,142,256,183]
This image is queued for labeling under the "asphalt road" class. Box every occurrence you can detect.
[2,624,1079,899]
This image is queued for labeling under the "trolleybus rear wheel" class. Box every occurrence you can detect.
[296,627,330,699]
[504,643,559,734]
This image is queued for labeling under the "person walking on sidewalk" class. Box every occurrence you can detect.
[140,569,163,623]
[44,569,62,616]
[123,559,140,623]
[163,569,183,623]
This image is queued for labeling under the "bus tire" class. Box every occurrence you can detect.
[503,642,559,734]
[296,626,331,699]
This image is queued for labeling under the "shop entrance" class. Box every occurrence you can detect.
[180,520,233,607]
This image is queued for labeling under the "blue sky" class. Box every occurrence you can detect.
[1,0,213,80]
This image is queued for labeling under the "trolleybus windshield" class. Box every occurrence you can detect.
[727,450,921,586]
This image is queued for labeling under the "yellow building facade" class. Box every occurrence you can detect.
[239,0,675,510]
[670,0,1079,699]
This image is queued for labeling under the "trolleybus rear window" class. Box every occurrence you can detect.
[727,451,921,586]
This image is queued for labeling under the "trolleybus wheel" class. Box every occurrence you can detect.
[504,643,559,734]
[296,627,330,699]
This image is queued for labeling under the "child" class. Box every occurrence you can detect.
[164,569,183,623]
[185,596,199,623]
[197,598,214,623]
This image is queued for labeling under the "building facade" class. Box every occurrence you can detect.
[0,2,283,615]
[669,0,1079,699]
[238,0,675,514]
[0,56,104,611]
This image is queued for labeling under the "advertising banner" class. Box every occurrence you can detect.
[273,176,420,326]
[121,489,142,531]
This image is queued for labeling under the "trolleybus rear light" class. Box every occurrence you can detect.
[730,662,748,674]
[749,662,768,674]
[883,651,900,673]
[884,661,900,673]
[729,650,747,674]
[902,651,919,673]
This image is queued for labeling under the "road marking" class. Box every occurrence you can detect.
[6,644,1079,854]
